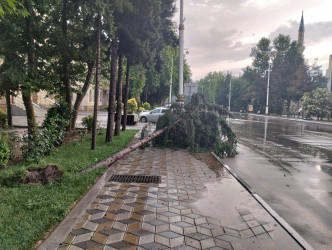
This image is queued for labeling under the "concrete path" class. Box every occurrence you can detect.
[38,147,307,250]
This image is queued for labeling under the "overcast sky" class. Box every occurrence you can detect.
[172,0,332,80]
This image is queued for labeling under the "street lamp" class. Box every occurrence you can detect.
[265,59,272,115]
[228,74,232,112]
[177,0,185,103]
[257,50,286,115]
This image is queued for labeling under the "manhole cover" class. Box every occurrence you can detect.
[109,174,161,183]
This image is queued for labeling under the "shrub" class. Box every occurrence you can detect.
[143,102,151,110]
[0,134,10,168]
[21,102,71,163]
[138,107,144,112]
[0,109,7,128]
[128,98,138,114]
[82,115,93,130]
[82,115,98,132]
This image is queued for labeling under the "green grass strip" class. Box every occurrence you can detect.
[0,129,138,250]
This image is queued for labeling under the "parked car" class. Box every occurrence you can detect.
[139,107,168,123]
[138,110,151,117]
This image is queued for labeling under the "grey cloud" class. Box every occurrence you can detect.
[269,21,332,45]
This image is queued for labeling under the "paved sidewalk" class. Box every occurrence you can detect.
[38,147,305,250]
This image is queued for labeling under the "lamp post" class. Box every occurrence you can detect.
[265,60,272,115]
[169,57,173,106]
[228,74,232,112]
[177,0,185,102]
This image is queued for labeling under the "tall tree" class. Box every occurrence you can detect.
[92,12,101,150]
[114,52,123,136]
[122,59,130,131]
[105,33,118,142]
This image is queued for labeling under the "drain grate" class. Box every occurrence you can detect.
[109,174,161,184]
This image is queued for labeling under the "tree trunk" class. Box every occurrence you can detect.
[5,90,12,127]
[115,52,123,136]
[22,91,36,136]
[106,32,118,142]
[144,80,148,103]
[24,1,37,136]
[122,60,130,131]
[61,0,72,113]
[70,61,95,129]
[81,119,181,173]
[92,13,101,150]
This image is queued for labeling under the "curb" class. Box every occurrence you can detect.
[211,152,314,250]
[37,164,119,250]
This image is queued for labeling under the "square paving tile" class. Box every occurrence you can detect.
[157,212,181,223]
[240,229,255,238]
[142,219,169,233]
[106,240,136,250]
[172,246,198,250]
[155,231,184,248]
[73,240,102,249]
[99,228,125,244]
[251,226,266,236]
[242,214,255,222]
[247,220,260,228]
[186,232,210,241]
[125,229,154,245]
[169,205,191,215]
[90,217,113,225]
[86,209,106,215]
[182,214,207,225]
[140,242,169,250]
[224,228,241,238]
[170,221,196,235]
[71,228,92,236]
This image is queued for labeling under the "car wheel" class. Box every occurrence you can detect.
[140,117,147,123]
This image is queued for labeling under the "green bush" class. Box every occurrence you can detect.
[21,102,71,163]
[82,115,95,131]
[0,109,7,128]
[0,134,10,168]
[128,98,138,114]
[143,102,151,110]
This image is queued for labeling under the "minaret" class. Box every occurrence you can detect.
[298,11,305,53]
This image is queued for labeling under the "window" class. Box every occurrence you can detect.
[151,109,160,114]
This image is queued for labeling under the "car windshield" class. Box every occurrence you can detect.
[151,109,160,114]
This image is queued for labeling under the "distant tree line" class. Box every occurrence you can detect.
[197,34,327,116]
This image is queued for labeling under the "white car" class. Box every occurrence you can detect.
[139,108,168,123]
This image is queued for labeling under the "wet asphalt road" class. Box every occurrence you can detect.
[223,113,332,250]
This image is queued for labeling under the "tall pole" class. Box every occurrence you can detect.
[228,74,232,112]
[265,62,271,115]
[177,0,185,102]
[169,57,173,105]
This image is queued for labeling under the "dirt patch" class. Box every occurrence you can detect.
[63,131,84,145]
[22,165,63,185]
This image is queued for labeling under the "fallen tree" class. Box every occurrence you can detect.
[80,119,180,173]
[154,94,237,158]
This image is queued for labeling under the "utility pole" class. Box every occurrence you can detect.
[265,61,272,115]
[169,57,173,106]
[177,0,185,102]
[228,74,232,112]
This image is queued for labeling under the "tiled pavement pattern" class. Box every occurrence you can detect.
[57,148,302,250]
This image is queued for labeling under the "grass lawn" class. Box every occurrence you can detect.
[0,129,138,250]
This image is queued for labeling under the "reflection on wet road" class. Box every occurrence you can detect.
[223,113,332,250]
